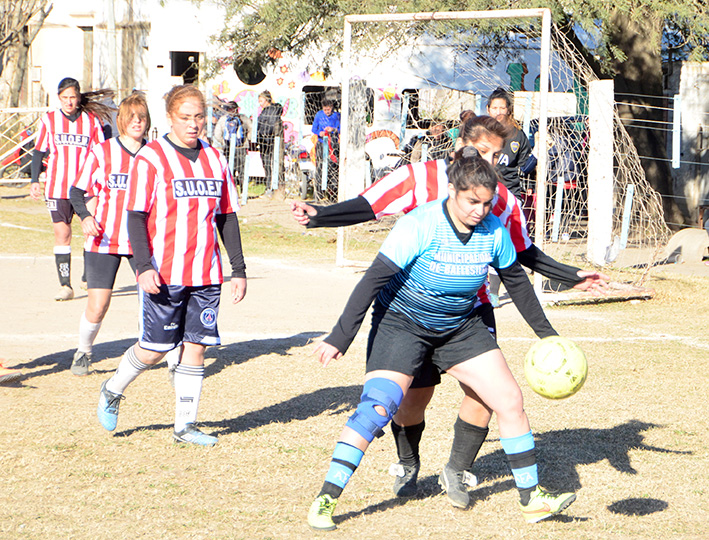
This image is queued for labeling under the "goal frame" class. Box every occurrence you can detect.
[339,9,553,295]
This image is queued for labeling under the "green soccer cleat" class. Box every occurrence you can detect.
[307,494,338,532]
[520,485,577,523]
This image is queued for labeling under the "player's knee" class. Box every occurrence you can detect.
[346,378,404,443]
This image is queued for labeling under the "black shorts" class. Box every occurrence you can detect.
[366,306,499,382]
[139,284,222,352]
[409,303,497,388]
[84,251,136,289]
[46,198,74,224]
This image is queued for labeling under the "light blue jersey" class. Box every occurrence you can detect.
[377,199,516,331]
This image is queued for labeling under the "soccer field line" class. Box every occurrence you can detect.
[499,334,709,350]
[1,332,707,350]
[0,330,321,343]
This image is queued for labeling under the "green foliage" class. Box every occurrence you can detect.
[204,0,709,79]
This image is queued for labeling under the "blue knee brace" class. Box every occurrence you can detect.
[346,378,404,443]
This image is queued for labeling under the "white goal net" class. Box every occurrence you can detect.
[337,9,670,298]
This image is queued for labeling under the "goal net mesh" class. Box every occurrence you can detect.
[338,11,670,294]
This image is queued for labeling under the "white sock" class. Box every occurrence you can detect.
[107,345,150,395]
[174,364,204,431]
[78,313,102,354]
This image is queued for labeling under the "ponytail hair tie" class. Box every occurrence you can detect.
[461,146,480,159]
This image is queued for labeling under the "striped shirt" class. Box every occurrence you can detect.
[126,136,239,286]
[361,159,532,252]
[74,138,137,255]
[378,200,516,331]
[34,110,105,199]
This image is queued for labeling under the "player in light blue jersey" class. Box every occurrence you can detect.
[307,150,576,532]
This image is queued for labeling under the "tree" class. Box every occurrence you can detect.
[0,0,53,108]
[208,0,709,225]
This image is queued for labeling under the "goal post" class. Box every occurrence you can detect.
[337,9,670,297]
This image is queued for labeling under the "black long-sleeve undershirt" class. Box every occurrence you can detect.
[305,195,376,228]
[126,211,154,275]
[324,253,399,354]
[127,211,246,279]
[30,149,48,184]
[305,195,584,287]
[216,212,247,278]
[69,186,92,220]
[496,260,557,339]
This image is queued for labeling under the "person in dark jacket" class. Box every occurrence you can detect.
[257,90,284,190]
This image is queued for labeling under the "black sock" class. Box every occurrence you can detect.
[391,420,425,467]
[55,253,71,288]
[319,481,344,499]
[506,448,537,504]
[448,416,489,472]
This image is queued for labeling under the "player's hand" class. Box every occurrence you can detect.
[29,182,42,201]
[230,277,247,304]
[81,216,102,237]
[573,270,611,295]
[314,341,342,367]
[137,269,161,295]
[290,200,317,226]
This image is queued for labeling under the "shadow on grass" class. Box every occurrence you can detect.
[203,331,323,376]
[335,420,689,525]
[114,383,362,439]
[11,337,137,379]
[10,330,323,384]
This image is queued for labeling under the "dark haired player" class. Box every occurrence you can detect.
[307,152,576,531]
[293,115,607,506]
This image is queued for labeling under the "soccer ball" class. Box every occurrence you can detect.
[524,336,588,399]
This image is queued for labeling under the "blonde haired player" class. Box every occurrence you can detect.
[68,92,151,376]
[97,85,246,446]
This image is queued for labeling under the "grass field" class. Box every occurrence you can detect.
[1,186,708,539]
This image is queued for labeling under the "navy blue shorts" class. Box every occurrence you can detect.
[408,303,496,388]
[84,251,136,289]
[366,305,499,382]
[138,284,222,352]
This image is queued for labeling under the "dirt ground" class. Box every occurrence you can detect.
[1,197,709,539]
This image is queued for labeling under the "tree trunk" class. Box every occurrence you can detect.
[9,3,52,107]
[608,10,685,227]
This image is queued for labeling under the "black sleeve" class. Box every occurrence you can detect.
[31,150,48,183]
[306,195,376,229]
[496,260,557,339]
[516,245,584,287]
[324,253,401,354]
[216,212,247,279]
[520,154,538,177]
[69,187,92,220]
[127,211,154,275]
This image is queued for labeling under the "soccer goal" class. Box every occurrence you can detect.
[337,9,670,298]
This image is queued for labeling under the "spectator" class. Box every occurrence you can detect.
[257,91,284,191]
[214,101,252,186]
[311,98,341,200]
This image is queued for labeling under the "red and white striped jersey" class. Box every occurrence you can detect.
[126,137,239,286]
[34,110,105,199]
[361,159,532,252]
[360,158,533,307]
[75,138,137,255]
